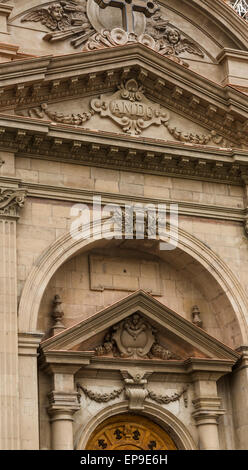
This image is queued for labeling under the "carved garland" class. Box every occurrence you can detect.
[147,389,186,405]
[77,383,124,402]
[76,383,187,406]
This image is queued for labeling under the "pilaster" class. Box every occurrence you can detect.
[0,186,26,449]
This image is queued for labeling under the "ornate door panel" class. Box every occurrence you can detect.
[85,414,177,450]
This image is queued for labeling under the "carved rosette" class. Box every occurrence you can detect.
[0,188,27,218]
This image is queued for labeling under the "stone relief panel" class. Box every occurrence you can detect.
[94,312,181,360]
[9,1,210,66]
[89,254,163,295]
[15,78,233,145]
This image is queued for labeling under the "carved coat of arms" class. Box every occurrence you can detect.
[95,312,180,360]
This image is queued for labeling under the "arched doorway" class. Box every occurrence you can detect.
[85,414,177,450]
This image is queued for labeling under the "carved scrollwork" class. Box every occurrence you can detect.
[94,312,181,360]
[76,383,124,402]
[0,188,27,217]
[91,78,170,135]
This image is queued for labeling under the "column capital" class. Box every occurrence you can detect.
[0,187,27,219]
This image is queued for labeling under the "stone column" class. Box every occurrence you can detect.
[0,187,27,449]
[191,372,225,450]
[46,366,81,450]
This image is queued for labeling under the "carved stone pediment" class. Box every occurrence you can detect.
[15,78,233,145]
[40,290,240,365]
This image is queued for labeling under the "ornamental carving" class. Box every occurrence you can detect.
[165,123,232,147]
[76,383,124,402]
[147,388,187,405]
[94,312,180,360]
[17,102,94,126]
[19,1,205,66]
[0,188,27,217]
[91,79,170,135]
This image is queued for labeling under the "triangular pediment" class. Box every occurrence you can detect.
[14,76,234,147]
[41,290,239,363]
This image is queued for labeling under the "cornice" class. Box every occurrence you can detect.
[0,114,247,185]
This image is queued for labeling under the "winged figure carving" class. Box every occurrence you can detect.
[146,9,204,58]
[21,1,94,47]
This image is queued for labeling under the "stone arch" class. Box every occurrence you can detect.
[18,220,248,345]
[75,400,197,450]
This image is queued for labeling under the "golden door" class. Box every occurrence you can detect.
[86,414,177,450]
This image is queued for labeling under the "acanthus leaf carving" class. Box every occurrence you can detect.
[0,188,27,217]
[94,312,181,360]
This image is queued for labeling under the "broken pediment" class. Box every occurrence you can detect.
[14,78,234,146]
[8,0,212,67]
[40,290,239,364]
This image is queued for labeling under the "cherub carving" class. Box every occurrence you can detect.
[21,1,94,47]
[21,2,71,31]
[146,8,204,58]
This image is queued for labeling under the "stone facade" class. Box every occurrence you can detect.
[0,0,248,450]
